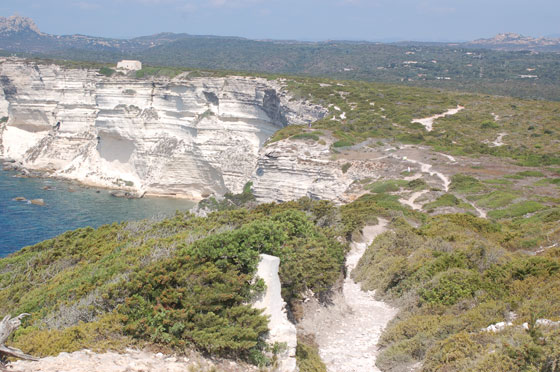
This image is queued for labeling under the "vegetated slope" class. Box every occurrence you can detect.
[275,77,560,166]
[353,214,560,372]
[0,197,356,366]
[1,186,558,371]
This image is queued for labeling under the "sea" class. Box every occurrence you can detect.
[0,169,196,257]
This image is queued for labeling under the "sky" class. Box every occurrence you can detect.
[0,0,559,42]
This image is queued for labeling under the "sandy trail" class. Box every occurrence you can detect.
[399,190,428,210]
[403,157,451,192]
[492,132,507,147]
[299,219,397,372]
[412,105,464,132]
[474,205,487,218]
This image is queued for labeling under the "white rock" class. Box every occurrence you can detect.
[252,254,297,372]
[0,58,325,199]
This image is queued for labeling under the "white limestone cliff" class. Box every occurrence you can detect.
[0,58,325,199]
[253,254,298,372]
[251,138,352,204]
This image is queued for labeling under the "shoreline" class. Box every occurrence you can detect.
[1,159,204,202]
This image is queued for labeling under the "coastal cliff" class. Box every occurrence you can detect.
[0,58,325,199]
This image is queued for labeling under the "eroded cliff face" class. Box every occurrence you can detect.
[0,58,325,198]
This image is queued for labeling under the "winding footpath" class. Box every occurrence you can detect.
[399,190,429,210]
[412,105,464,132]
[301,219,397,372]
[403,157,451,191]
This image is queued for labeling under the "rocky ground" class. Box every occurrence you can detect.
[299,219,398,372]
[7,348,259,372]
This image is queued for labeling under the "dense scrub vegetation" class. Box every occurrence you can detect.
[353,215,560,372]
[0,177,557,370]
[275,77,560,167]
[0,199,349,364]
[2,188,428,366]
[11,38,560,101]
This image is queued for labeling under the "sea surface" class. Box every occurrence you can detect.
[0,170,196,256]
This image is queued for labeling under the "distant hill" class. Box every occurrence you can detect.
[2,15,560,101]
[465,33,560,52]
[0,15,202,55]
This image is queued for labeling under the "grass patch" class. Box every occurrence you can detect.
[268,126,309,143]
[341,163,352,174]
[505,170,546,179]
[291,133,319,141]
[468,191,518,209]
[332,139,354,148]
[135,66,185,78]
[366,180,408,194]
[483,178,513,185]
[487,200,546,219]
[423,194,474,212]
[450,174,486,194]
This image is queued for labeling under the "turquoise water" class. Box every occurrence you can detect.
[0,170,196,256]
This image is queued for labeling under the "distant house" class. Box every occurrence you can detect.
[117,60,142,71]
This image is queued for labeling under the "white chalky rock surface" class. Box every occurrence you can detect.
[8,348,260,372]
[0,58,325,198]
[299,220,398,372]
[253,254,298,372]
[412,105,464,131]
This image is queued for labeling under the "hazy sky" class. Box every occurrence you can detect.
[1,0,558,42]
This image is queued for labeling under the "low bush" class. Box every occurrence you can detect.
[99,67,115,77]
[450,174,486,194]
[488,201,546,219]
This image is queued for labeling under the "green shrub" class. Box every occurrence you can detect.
[420,269,481,305]
[423,332,482,372]
[366,179,408,193]
[341,162,352,174]
[332,140,353,148]
[99,67,115,77]
[481,120,499,129]
[296,336,327,372]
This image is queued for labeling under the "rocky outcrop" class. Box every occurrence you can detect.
[465,33,560,52]
[0,15,42,35]
[0,58,325,199]
[253,254,297,372]
[251,138,351,203]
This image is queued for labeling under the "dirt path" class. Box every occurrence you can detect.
[8,349,257,372]
[491,132,507,147]
[412,105,464,132]
[299,219,397,372]
[403,157,451,191]
[399,190,428,210]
